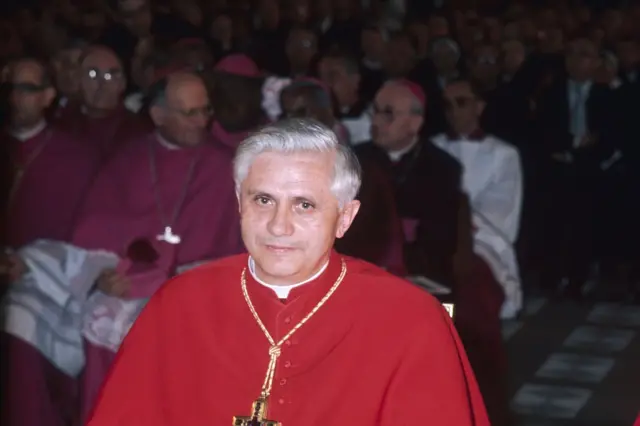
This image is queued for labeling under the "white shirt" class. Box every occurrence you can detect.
[11,120,47,142]
[248,256,329,299]
[432,132,523,319]
[567,79,593,147]
[387,138,419,162]
[156,132,181,150]
[340,106,372,146]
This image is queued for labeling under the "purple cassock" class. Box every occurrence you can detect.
[2,131,245,426]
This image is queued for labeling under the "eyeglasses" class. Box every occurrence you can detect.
[168,104,213,118]
[372,104,418,123]
[444,96,476,110]
[5,82,48,93]
[84,67,124,82]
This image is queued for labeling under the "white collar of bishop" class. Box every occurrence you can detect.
[387,137,419,162]
[248,256,330,299]
[11,120,47,141]
[156,132,182,150]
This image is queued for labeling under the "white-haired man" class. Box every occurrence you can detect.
[86,118,490,426]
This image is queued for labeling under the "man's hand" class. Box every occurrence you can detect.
[0,254,27,283]
[96,269,130,297]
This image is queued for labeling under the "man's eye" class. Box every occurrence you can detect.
[255,196,271,205]
[300,201,313,210]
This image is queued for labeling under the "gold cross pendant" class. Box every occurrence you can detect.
[233,398,281,426]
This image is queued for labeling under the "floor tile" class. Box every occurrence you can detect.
[511,384,592,419]
[587,304,640,327]
[563,326,635,353]
[502,320,523,340]
[535,353,615,383]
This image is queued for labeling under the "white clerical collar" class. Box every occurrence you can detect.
[248,256,329,299]
[387,137,419,162]
[11,120,46,141]
[156,132,181,150]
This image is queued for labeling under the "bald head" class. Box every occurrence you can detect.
[371,81,424,151]
[150,71,211,148]
[4,58,56,130]
[80,45,126,115]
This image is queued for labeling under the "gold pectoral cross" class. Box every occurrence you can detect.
[233,397,281,426]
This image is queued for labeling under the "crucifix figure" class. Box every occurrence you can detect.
[156,226,181,245]
[233,398,281,426]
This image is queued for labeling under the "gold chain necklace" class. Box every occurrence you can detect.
[233,258,347,426]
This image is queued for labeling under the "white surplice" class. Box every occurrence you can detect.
[432,133,524,318]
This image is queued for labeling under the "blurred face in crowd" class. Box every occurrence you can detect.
[443,81,483,136]
[80,47,126,113]
[501,39,526,75]
[118,0,153,37]
[361,28,386,62]
[595,52,619,84]
[602,9,623,40]
[431,39,459,75]
[5,59,56,130]
[174,1,203,27]
[503,21,520,40]
[616,40,639,73]
[150,73,212,147]
[484,17,503,43]
[318,56,360,107]
[428,15,450,38]
[280,85,334,127]
[210,14,234,46]
[539,27,564,54]
[469,44,499,86]
[407,22,430,58]
[286,28,318,72]
[371,82,424,151]
[383,35,417,78]
[52,46,84,99]
[258,0,280,29]
[565,38,600,82]
[289,0,310,25]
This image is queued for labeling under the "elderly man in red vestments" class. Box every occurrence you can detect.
[0,58,102,426]
[74,70,244,422]
[87,118,489,426]
[56,45,148,162]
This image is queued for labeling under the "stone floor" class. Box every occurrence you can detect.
[504,298,640,426]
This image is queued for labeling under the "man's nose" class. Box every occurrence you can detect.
[267,203,294,237]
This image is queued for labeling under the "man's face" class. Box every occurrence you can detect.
[318,57,358,105]
[383,38,416,78]
[118,0,152,37]
[371,84,423,151]
[286,29,317,70]
[360,29,386,61]
[432,42,459,74]
[470,45,499,84]
[51,47,83,99]
[6,61,55,129]
[565,39,599,81]
[501,39,525,75]
[443,81,482,135]
[80,50,126,111]
[616,41,638,72]
[156,78,212,147]
[239,150,358,284]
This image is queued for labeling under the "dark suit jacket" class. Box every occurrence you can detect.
[536,78,613,163]
[355,139,464,287]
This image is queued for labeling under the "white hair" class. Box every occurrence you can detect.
[233,118,362,207]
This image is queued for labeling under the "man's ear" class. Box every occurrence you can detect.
[335,199,361,239]
[409,113,424,134]
[42,87,57,108]
[149,104,166,126]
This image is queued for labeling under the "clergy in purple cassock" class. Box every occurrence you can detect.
[55,45,150,163]
[71,70,244,422]
[0,58,102,426]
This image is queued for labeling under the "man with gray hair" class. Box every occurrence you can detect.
[87,118,490,426]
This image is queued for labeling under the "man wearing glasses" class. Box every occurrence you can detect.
[1,57,103,426]
[57,45,148,162]
[70,70,245,422]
